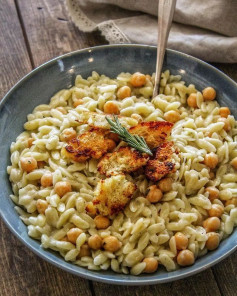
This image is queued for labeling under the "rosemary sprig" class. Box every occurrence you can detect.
[106,115,153,156]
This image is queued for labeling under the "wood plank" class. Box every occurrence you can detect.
[0,0,31,98]
[16,0,106,67]
[212,255,237,296]
[92,269,221,296]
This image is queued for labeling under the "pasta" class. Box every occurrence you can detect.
[7,70,237,275]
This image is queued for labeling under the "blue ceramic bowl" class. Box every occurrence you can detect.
[1,45,237,285]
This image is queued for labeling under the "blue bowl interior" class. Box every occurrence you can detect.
[1,45,237,285]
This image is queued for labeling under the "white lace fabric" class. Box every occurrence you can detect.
[66,0,237,63]
[66,0,129,43]
[98,21,130,44]
[66,0,96,32]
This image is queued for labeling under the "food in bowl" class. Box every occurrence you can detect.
[7,70,237,275]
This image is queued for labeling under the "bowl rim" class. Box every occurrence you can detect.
[1,44,237,285]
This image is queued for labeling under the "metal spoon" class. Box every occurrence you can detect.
[153,0,177,98]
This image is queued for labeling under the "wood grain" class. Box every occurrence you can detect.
[213,63,237,82]
[212,254,237,296]
[16,0,107,67]
[92,269,221,296]
[0,0,31,99]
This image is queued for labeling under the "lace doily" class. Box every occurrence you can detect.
[66,0,130,44]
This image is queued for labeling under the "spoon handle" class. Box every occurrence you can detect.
[153,0,176,98]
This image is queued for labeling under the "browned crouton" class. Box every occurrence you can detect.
[61,127,115,162]
[145,142,176,181]
[92,175,136,216]
[129,121,173,149]
[98,146,149,177]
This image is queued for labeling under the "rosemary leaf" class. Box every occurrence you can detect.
[106,116,153,156]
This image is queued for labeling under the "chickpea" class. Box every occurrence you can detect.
[143,258,159,273]
[204,152,218,169]
[219,107,230,118]
[56,106,67,114]
[187,93,198,108]
[88,234,102,250]
[164,110,181,123]
[28,138,34,148]
[106,139,116,152]
[67,228,83,244]
[206,232,220,251]
[208,204,224,218]
[78,244,91,257]
[174,232,188,250]
[225,198,237,207]
[205,187,219,202]
[20,157,37,173]
[202,87,216,101]
[103,101,120,115]
[158,177,173,192]
[41,172,53,187]
[217,117,231,132]
[231,157,237,170]
[117,86,131,100]
[94,216,110,229]
[73,99,83,108]
[177,250,195,266]
[85,202,96,216]
[203,217,220,232]
[131,113,143,123]
[60,128,77,142]
[130,72,146,87]
[146,185,163,203]
[103,236,122,252]
[36,199,48,214]
[54,181,72,197]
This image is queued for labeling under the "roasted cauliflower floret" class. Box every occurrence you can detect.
[92,175,137,216]
[129,121,173,149]
[98,146,149,177]
[145,141,176,181]
[61,127,115,162]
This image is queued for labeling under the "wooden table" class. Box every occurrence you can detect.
[1,1,237,295]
